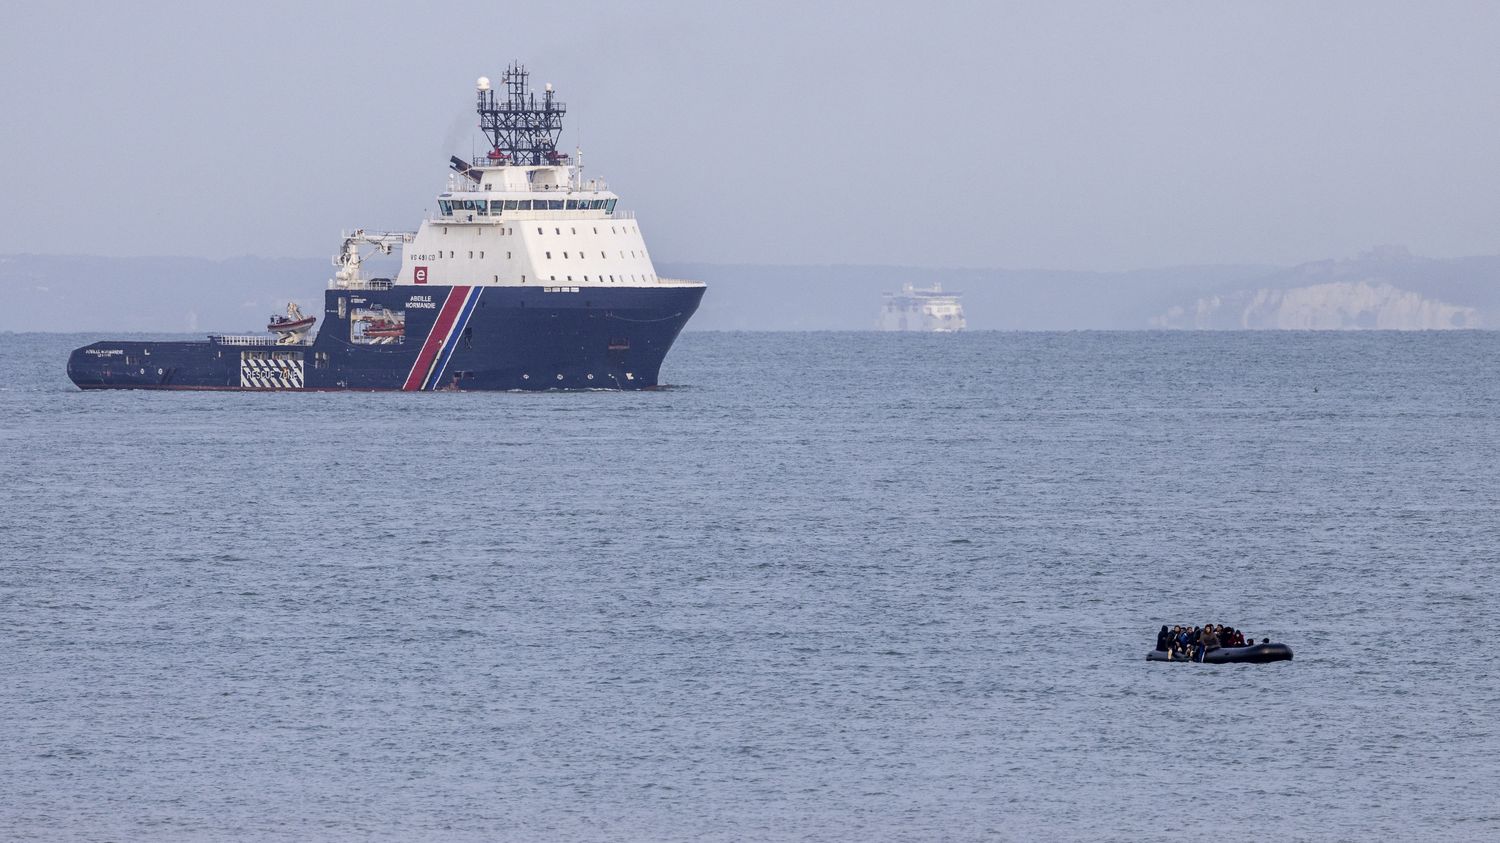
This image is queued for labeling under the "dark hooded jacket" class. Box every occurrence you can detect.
[1201,627,1221,651]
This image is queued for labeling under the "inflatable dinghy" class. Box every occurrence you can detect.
[1147,643,1293,664]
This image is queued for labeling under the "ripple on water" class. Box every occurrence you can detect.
[1,331,1498,840]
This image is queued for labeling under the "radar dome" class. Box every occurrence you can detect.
[477,76,491,91]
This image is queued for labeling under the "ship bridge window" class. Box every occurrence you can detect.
[565,199,579,210]
[438,200,453,215]
[504,200,519,210]
[606,199,617,213]
[447,199,484,216]
[547,199,563,210]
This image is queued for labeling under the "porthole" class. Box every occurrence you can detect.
[587,374,594,381]
[555,373,563,380]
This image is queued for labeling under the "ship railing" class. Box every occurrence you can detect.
[654,277,705,287]
[209,335,285,346]
[430,209,636,222]
[332,278,394,290]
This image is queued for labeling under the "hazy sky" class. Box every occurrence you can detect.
[3,1,1498,270]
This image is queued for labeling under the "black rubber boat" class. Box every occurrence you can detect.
[1147,643,1293,663]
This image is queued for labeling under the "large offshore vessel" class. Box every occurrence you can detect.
[877,283,966,332]
[67,65,705,391]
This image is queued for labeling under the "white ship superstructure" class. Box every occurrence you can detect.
[345,66,691,295]
[879,283,967,332]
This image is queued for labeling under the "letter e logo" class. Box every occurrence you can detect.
[414,266,428,284]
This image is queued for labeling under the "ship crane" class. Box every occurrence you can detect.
[331,229,413,290]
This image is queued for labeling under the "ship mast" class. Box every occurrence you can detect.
[475,62,568,166]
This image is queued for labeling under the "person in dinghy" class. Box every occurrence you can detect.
[1148,623,1292,663]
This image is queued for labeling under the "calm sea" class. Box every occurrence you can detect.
[2,331,1497,841]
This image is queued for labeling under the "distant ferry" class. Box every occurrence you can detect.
[67,64,705,391]
[878,283,966,332]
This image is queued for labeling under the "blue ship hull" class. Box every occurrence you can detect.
[68,284,704,391]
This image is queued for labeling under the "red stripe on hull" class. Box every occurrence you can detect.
[402,286,471,390]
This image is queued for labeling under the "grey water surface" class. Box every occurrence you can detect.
[2,331,1497,841]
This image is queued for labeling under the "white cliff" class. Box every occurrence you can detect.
[1152,280,1482,330]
